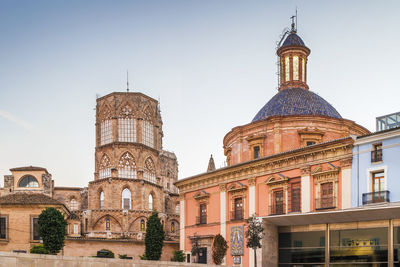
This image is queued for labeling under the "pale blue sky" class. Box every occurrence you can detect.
[0,1,399,187]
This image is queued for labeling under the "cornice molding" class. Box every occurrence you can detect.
[176,138,354,193]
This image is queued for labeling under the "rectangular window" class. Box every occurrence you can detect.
[279,231,325,265]
[0,216,7,239]
[123,198,130,210]
[290,183,301,212]
[271,190,284,215]
[253,146,260,159]
[285,57,290,82]
[293,56,299,80]
[100,120,112,145]
[142,120,154,148]
[317,182,334,209]
[199,203,207,224]
[233,198,243,220]
[371,143,383,162]
[302,57,305,82]
[32,217,40,241]
[330,227,388,264]
[73,224,78,235]
[118,118,136,142]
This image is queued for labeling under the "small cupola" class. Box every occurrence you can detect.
[277,18,310,91]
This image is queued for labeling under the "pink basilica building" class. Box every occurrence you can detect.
[175,24,369,266]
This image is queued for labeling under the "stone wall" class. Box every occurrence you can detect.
[0,251,231,267]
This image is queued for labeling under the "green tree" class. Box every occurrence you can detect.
[171,250,186,262]
[212,234,228,265]
[245,214,264,267]
[38,207,67,254]
[144,211,165,260]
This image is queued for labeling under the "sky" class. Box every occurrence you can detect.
[0,0,399,187]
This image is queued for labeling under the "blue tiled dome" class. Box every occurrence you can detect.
[252,88,342,122]
[281,33,305,48]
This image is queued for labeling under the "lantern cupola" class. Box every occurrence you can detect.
[277,21,310,91]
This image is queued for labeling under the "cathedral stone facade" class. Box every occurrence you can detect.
[0,92,179,259]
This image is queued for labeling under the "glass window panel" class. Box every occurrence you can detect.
[19,176,39,188]
[330,228,388,263]
[0,217,6,239]
[118,118,136,142]
[32,217,40,240]
[302,58,306,82]
[100,120,112,145]
[285,57,290,82]
[293,56,299,80]
[142,120,154,148]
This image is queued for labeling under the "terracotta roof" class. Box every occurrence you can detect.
[0,193,62,206]
[9,166,48,174]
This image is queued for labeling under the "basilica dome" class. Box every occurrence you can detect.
[252,87,342,122]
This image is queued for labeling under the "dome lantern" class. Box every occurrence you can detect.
[277,20,310,91]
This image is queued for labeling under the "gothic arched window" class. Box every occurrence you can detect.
[100,106,112,145]
[122,188,131,210]
[105,217,110,230]
[118,105,136,143]
[70,198,78,211]
[144,157,156,183]
[142,107,154,148]
[100,191,104,209]
[18,176,39,188]
[99,154,111,179]
[140,219,145,231]
[149,194,154,210]
[171,221,175,233]
[118,152,137,179]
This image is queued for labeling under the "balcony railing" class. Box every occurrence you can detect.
[371,149,383,162]
[362,191,390,205]
[269,203,285,215]
[196,215,207,225]
[231,209,244,221]
[315,196,336,210]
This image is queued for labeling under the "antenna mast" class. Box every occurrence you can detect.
[126,70,130,92]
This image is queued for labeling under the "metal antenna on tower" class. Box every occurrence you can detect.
[126,70,130,92]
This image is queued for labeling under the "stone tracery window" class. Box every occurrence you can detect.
[70,198,78,211]
[100,191,104,209]
[149,194,154,210]
[143,157,156,183]
[118,105,136,143]
[122,188,131,210]
[99,154,111,179]
[118,152,137,179]
[100,106,112,145]
[142,107,154,148]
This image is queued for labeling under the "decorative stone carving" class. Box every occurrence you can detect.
[248,177,256,187]
[4,175,13,189]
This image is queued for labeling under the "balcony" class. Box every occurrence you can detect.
[269,203,285,215]
[315,196,336,210]
[196,215,207,225]
[230,209,244,221]
[371,149,383,162]
[362,191,390,205]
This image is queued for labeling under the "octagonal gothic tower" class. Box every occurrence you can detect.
[85,91,179,241]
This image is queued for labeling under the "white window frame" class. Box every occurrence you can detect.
[366,165,388,193]
[118,118,136,142]
[73,224,78,235]
[122,188,131,210]
[142,120,154,148]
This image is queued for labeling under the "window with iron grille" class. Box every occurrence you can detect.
[291,182,301,212]
[0,216,7,239]
[142,120,154,148]
[32,217,40,241]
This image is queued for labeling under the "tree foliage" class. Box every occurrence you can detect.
[38,207,67,254]
[30,244,48,254]
[144,211,165,260]
[212,234,228,265]
[245,214,264,267]
[171,250,186,262]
